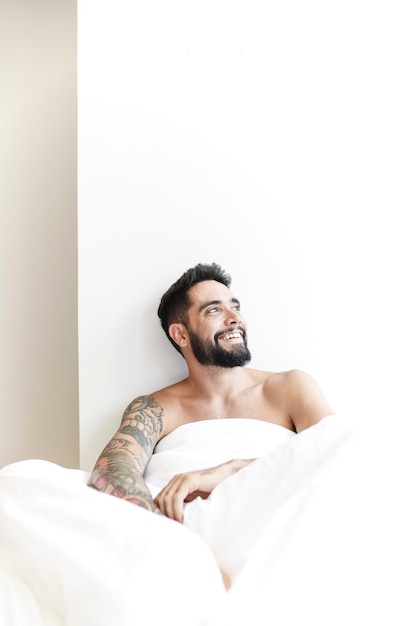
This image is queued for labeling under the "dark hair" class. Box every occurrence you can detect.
[157,262,231,354]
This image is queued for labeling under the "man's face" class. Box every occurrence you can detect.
[184,280,251,368]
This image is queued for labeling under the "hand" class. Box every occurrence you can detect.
[154,458,255,522]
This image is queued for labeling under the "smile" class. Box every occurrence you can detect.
[219,331,243,341]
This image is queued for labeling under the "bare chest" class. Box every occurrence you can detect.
[162,385,292,435]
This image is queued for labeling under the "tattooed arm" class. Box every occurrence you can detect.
[88,396,164,514]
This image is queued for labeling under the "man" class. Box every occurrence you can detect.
[89,262,334,526]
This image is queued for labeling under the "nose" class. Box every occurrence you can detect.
[225,309,241,326]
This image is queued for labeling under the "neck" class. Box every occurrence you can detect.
[185,360,249,397]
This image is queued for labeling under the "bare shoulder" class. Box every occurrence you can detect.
[275,368,323,389]
[263,368,334,432]
[149,379,190,437]
[262,368,325,392]
[115,389,185,456]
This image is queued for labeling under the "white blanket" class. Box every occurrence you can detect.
[0,461,225,626]
[1,415,415,625]
[144,417,296,497]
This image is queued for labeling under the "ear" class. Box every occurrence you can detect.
[168,323,188,349]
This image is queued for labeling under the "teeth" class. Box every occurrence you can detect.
[223,332,241,340]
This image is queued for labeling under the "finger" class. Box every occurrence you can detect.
[168,478,193,522]
[155,476,190,522]
[158,489,183,522]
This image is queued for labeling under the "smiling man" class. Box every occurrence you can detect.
[89,262,335,586]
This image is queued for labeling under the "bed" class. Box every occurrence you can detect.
[0,415,414,625]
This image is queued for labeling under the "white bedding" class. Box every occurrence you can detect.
[1,415,415,625]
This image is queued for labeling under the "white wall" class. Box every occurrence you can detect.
[0,1,79,468]
[79,1,416,471]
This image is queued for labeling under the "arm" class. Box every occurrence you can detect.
[88,395,163,514]
[155,457,255,523]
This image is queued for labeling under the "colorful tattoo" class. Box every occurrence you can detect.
[88,396,163,513]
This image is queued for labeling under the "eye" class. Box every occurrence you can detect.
[207,306,219,314]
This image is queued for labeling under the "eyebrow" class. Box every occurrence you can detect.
[198,297,240,314]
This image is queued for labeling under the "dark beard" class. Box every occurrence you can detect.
[188,328,252,368]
